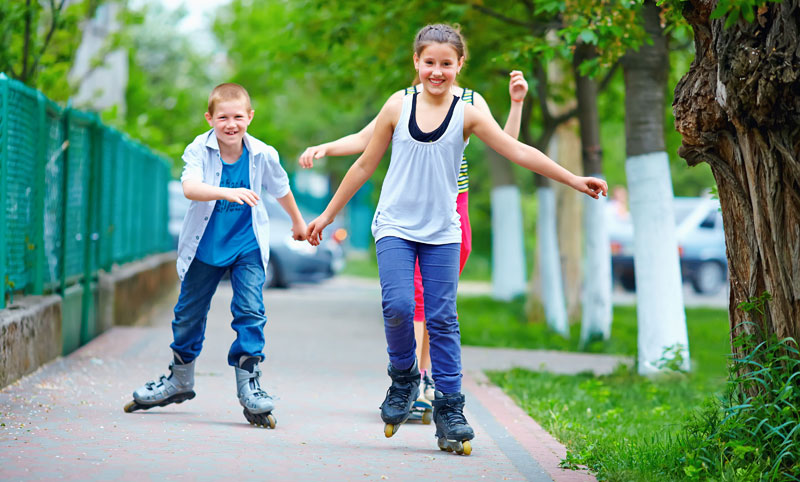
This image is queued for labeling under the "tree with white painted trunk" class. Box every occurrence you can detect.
[574,42,613,346]
[623,0,690,374]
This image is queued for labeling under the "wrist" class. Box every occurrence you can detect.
[511,97,524,103]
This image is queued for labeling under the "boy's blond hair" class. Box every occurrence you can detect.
[207,83,252,115]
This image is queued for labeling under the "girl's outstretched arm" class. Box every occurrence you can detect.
[306,96,401,245]
[299,91,405,168]
[464,104,608,198]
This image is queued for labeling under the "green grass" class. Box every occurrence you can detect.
[457,297,732,480]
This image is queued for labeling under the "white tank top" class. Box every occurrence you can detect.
[371,94,467,244]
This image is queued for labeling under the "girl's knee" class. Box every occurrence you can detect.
[382,296,415,328]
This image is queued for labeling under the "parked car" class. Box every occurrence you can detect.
[610,197,728,294]
[168,180,345,288]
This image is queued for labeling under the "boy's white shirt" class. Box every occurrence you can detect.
[176,129,291,280]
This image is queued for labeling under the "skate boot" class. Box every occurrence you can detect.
[380,360,420,437]
[432,390,474,455]
[124,353,196,413]
[409,395,433,424]
[235,356,276,429]
[422,372,435,401]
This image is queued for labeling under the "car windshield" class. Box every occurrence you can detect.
[673,199,698,226]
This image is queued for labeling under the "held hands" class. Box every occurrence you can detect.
[509,70,528,103]
[291,220,309,241]
[222,187,260,207]
[571,176,609,199]
[306,213,334,246]
[298,145,327,169]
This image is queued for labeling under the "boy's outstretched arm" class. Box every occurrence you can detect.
[276,191,308,241]
[306,97,399,245]
[464,105,607,199]
[299,91,405,168]
[182,180,261,206]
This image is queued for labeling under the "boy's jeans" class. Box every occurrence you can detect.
[170,249,267,366]
[375,236,462,394]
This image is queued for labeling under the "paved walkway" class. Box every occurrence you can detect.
[0,277,629,481]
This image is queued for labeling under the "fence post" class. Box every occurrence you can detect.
[32,91,47,294]
[59,107,71,298]
[81,116,100,343]
[0,74,9,309]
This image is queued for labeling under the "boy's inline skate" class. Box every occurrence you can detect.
[235,356,276,429]
[124,353,196,413]
[380,360,420,437]
[432,390,474,455]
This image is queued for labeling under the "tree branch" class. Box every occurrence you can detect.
[469,3,538,29]
[598,61,620,93]
[31,0,67,78]
[22,0,32,81]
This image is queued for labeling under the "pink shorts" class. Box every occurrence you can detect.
[414,191,472,322]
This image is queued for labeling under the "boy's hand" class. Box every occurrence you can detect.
[291,220,308,241]
[509,70,528,102]
[299,145,327,169]
[222,187,260,206]
[306,214,333,246]
[572,176,608,199]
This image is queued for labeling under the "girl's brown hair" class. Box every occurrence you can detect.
[413,24,467,59]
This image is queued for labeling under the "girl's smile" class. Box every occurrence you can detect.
[414,42,463,97]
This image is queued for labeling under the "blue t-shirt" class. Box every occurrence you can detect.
[195,145,260,266]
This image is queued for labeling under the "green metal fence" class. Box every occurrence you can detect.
[0,73,171,353]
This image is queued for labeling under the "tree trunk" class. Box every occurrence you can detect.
[522,99,569,335]
[487,149,527,300]
[554,120,583,321]
[574,43,613,345]
[674,1,800,352]
[624,0,690,373]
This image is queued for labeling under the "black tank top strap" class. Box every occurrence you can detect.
[409,93,459,143]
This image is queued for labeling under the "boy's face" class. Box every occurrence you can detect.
[205,99,254,149]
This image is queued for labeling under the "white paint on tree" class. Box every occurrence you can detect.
[537,187,569,337]
[580,180,612,345]
[491,185,527,300]
[626,152,690,374]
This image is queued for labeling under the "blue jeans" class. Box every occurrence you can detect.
[375,236,462,393]
[170,249,267,366]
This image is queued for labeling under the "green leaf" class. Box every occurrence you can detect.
[579,30,598,45]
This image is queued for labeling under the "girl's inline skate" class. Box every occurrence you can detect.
[380,360,420,437]
[432,391,474,455]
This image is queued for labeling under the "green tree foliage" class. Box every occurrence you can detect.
[0,0,101,101]
[102,3,219,174]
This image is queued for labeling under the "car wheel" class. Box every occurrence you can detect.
[619,273,636,292]
[692,261,725,295]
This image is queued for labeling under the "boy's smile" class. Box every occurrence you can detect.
[205,99,254,150]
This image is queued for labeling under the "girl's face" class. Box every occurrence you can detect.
[414,43,463,96]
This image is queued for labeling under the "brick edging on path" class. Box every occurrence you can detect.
[464,371,596,482]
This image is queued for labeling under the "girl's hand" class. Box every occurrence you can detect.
[306,213,333,246]
[299,145,327,169]
[222,187,260,206]
[509,70,528,103]
[572,176,608,199]
[292,220,308,241]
